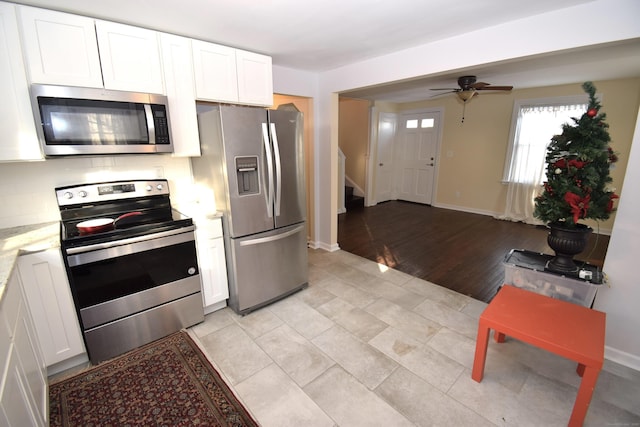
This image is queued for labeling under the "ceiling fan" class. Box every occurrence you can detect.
[431,75,513,102]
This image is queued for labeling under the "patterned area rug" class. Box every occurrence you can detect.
[49,331,258,426]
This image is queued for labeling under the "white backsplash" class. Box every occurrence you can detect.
[0,155,199,228]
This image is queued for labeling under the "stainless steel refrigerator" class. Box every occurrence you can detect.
[191,104,308,314]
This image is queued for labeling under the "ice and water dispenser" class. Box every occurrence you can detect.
[235,156,259,195]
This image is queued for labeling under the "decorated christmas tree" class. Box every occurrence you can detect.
[534,81,619,229]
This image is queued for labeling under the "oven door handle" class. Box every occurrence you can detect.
[65,226,195,266]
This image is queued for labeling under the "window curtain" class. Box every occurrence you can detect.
[498,103,586,225]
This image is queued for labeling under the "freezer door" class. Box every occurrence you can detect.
[227,223,308,314]
[218,105,275,237]
[268,109,306,228]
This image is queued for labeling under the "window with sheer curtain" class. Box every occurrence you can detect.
[499,96,588,224]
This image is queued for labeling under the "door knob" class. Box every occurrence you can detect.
[379,163,384,166]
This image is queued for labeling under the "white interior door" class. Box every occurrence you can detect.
[375,112,397,203]
[396,112,440,204]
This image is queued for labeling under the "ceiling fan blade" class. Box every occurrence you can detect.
[476,85,513,91]
[471,82,490,89]
[430,87,460,91]
[430,91,457,98]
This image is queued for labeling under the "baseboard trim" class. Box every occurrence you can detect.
[345,176,364,197]
[431,202,497,218]
[432,202,613,235]
[204,300,227,315]
[309,240,340,252]
[47,353,90,377]
[605,346,640,372]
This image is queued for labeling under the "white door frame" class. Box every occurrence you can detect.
[365,106,378,206]
[366,108,398,205]
[366,106,444,206]
[396,107,444,205]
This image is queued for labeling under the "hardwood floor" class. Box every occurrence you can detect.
[337,201,610,303]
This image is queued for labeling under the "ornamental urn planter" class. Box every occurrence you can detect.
[546,222,593,274]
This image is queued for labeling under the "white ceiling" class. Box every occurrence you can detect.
[13,0,640,103]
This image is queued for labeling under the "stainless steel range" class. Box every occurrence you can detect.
[56,179,204,364]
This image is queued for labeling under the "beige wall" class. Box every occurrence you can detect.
[338,97,370,192]
[383,78,640,232]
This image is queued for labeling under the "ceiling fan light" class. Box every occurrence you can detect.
[457,90,476,102]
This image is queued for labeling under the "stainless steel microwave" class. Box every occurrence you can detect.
[30,84,173,156]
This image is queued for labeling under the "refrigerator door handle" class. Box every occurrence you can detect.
[239,225,305,247]
[261,123,275,217]
[270,122,282,216]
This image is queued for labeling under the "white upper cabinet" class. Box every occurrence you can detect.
[193,40,273,106]
[236,49,273,106]
[96,20,164,94]
[192,40,238,103]
[5,2,272,162]
[0,2,41,161]
[17,5,103,88]
[160,33,200,157]
[18,6,165,94]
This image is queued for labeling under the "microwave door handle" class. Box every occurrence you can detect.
[261,123,274,217]
[270,123,282,216]
[144,104,156,144]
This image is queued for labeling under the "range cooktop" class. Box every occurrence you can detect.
[56,179,194,248]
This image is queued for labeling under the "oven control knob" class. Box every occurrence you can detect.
[63,191,73,200]
[187,267,196,275]
[146,185,153,191]
[156,184,163,191]
[78,190,88,198]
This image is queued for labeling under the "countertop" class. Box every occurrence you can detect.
[0,222,60,301]
[174,202,223,223]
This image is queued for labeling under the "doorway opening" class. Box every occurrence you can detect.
[361,108,443,208]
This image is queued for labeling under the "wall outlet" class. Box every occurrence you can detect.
[455,191,461,198]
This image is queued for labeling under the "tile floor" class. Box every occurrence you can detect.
[189,249,640,426]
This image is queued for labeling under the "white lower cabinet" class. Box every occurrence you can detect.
[0,270,47,426]
[17,249,86,371]
[195,217,229,313]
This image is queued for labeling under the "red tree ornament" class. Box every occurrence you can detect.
[564,191,591,224]
[587,108,598,117]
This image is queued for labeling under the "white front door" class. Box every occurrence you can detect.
[375,112,397,203]
[396,111,440,204]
